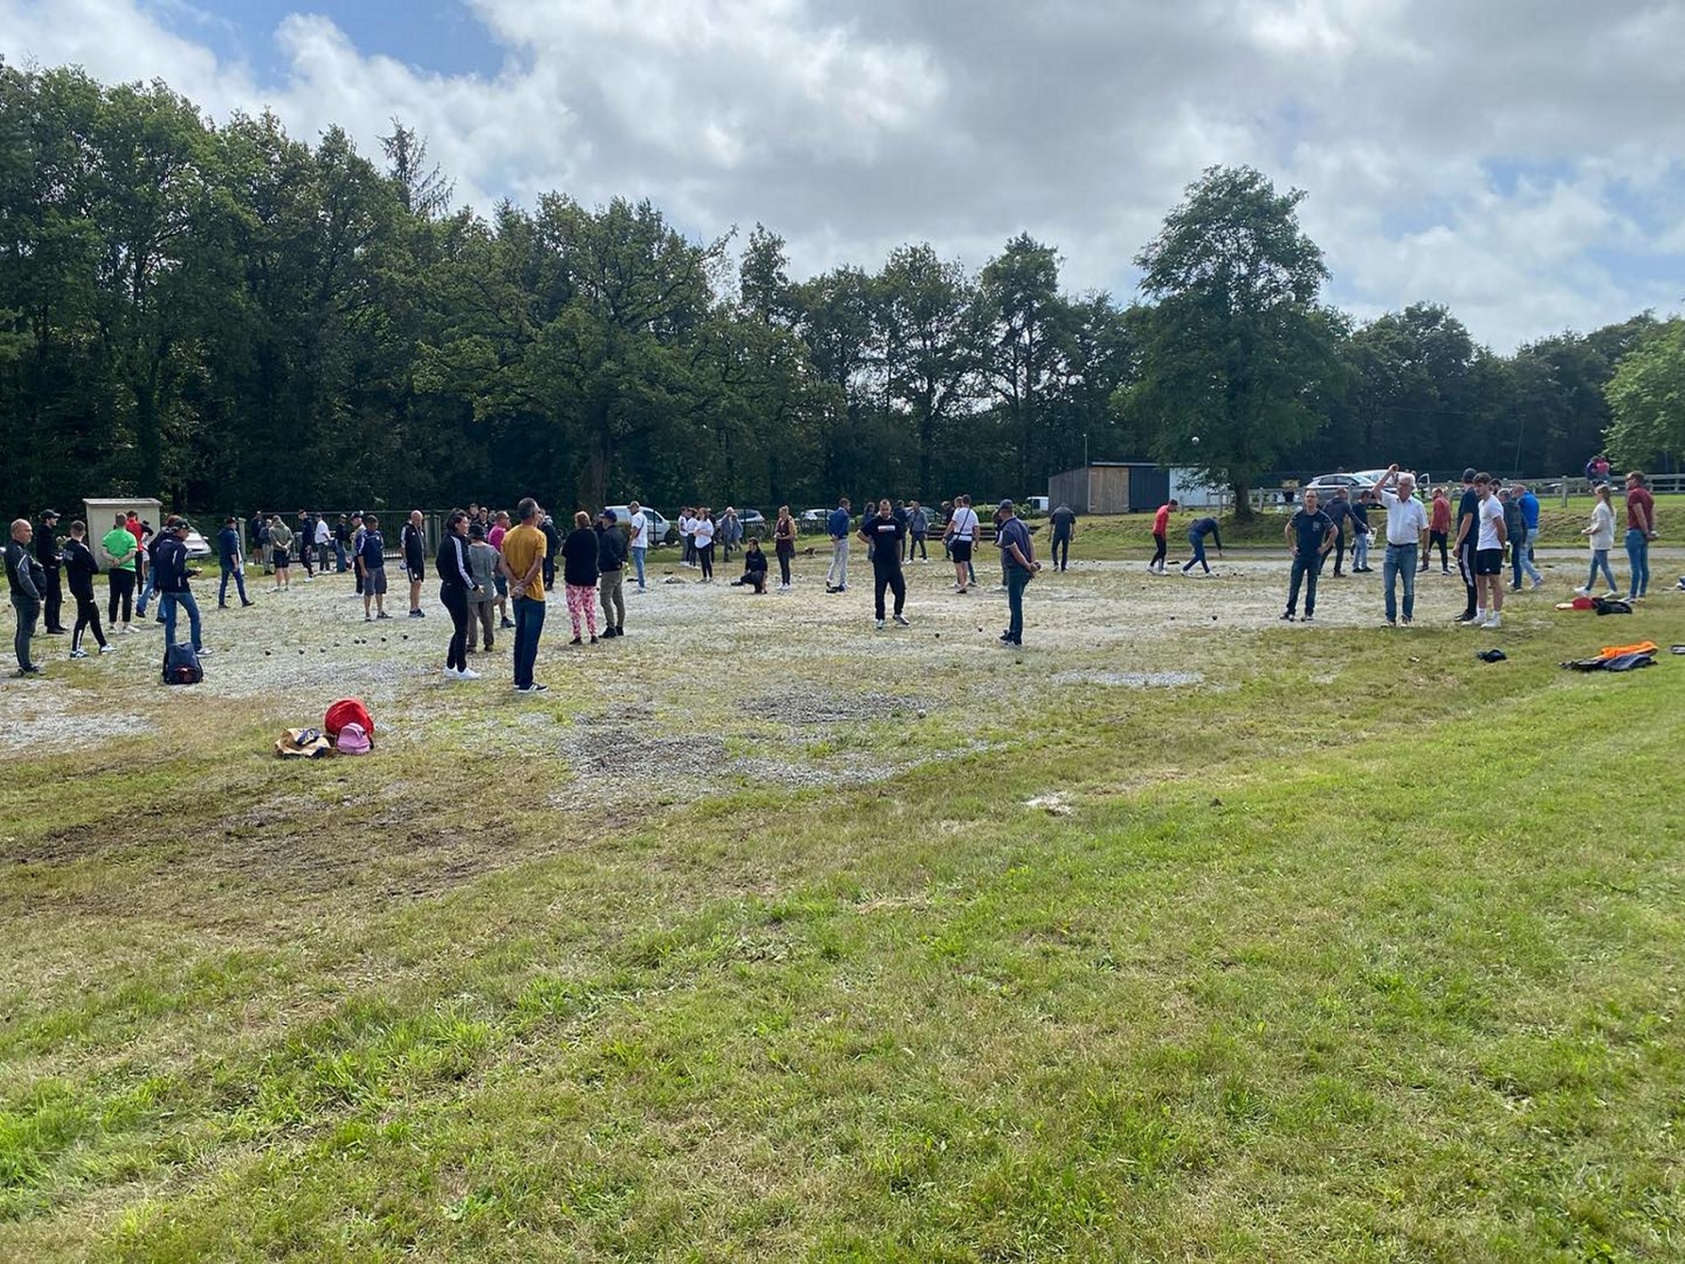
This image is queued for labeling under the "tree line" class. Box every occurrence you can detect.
[1,62,1678,524]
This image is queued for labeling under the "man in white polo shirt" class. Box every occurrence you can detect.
[1373,464,1428,627]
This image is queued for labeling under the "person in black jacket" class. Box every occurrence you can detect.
[61,521,111,658]
[36,509,66,633]
[595,509,628,638]
[858,498,909,630]
[6,519,43,675]
[154,518,206,654]
[402,510,427,617]
[732,537,769,594]
[541,514,561,591]
[434,509,482,680]
[1323,487,1356,577]
[561,511,600,644]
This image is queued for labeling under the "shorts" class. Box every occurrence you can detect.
[494,574,508,597]
[406,563,425,583]
[271,547,290,566]
[950,539,973,563]
[365,567,388,595]
[1474,548,1503,576]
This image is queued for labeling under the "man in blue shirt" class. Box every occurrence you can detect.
[996,499,1041,646]
[1181,517,1224,575]
[1281,491,1335,622]
[825,498,852,593]
[1512,482,1543,589]
[216,517,254,609]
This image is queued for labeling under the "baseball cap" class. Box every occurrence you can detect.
[598,508,617,523]
[998,499,1015,512]
[41,509,59,518]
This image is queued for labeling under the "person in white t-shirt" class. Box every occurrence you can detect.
[692,508,716,581]
[943,494,980,594]
[1472,473,1507,629]
[627,501,650,591]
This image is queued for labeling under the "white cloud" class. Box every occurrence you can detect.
[2,0,1682,348]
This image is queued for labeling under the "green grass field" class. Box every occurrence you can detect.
[2,559,1682,1262]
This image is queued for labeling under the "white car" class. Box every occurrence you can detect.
[1301,472,1378,498]
[180,525,212,559]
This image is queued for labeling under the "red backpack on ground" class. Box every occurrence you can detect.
[324,697,375,744]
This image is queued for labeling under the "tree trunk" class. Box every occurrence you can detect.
[1231,473,1253,521]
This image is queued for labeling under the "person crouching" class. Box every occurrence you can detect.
[731,537,769,593]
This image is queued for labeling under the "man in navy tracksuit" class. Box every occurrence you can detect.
[217,517,254,608]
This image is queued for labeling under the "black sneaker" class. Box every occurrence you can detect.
[1280,611,1295,621]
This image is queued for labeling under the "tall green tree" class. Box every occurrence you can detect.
[1126,165,1342,516]
[978,234,1067,490]
[878,242,974,498]
[1604,318,1685,469]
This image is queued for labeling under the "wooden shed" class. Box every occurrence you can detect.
[1047,463,1170,514]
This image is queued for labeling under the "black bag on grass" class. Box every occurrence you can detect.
[163,643,203,686]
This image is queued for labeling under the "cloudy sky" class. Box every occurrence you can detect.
[4,0,1683,350]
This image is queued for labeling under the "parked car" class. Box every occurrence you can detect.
[603,505,674,546]
[1301,472,1378,498]
[738,508,767,531]
[800,508,833,527]
[180,523,212,560]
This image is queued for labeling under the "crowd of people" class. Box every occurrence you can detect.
[0,472,1669,682]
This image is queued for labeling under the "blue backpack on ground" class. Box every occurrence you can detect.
[163,643,203,685]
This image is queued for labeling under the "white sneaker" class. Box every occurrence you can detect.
[875,618,885,630]
[442,667,462,679]
[893,613,910,626]
[99,644,117,655]
[1482,614,1502,629]
[459,666,481,680]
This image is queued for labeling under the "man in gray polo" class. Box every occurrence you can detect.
[1373,464,1428,627]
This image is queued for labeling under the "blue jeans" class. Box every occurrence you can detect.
[136,565,157,616]
[512,595,545,689]
[1352,532,1370,571]
[160,591,202,651]
[1382,543,1417,622]
[1586,550,1617,591]
[335,541,348,572]
[631,546,647,588]
[1183,531,1208,572]
[1625,529,1649,598]
[1286,551,1324,616]
[218,564,249,606]
[1513,527,1542,585]
[1006,567,1031,642]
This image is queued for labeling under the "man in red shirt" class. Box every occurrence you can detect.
[1150,499,1179,574]
[1625,471,1656,600]
[1421,487,1451,574]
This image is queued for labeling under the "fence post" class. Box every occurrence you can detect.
[1561,477,1570,508]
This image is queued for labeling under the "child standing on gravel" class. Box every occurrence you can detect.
[466,524,500,652]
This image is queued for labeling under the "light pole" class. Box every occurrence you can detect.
[1084,432,1089,467]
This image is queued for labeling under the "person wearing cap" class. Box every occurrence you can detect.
[61,521,113,658]
[595,509,628,637]
[996,500,1041,646]
[216,516,254,609]
[155,517,207,656]
[1452,467,1482,623]
[5,519,43,675]
[35,509,66,634]
[358,514,390,620]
